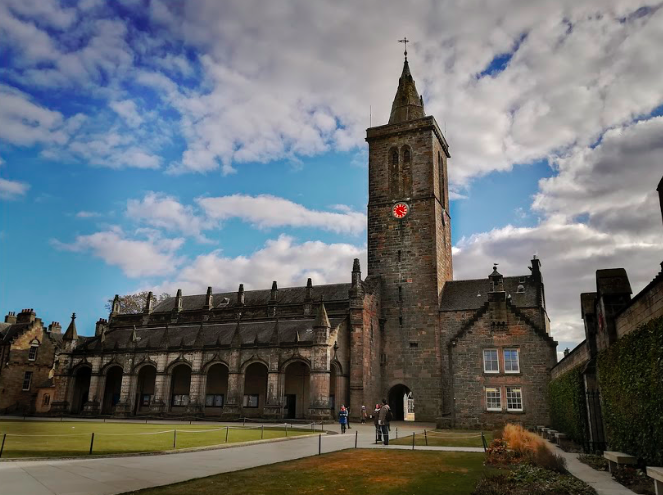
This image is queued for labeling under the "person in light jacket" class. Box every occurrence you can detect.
[378,399,391,445]
[373,404,382,442]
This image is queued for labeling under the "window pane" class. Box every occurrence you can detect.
[29,346,38,360]
[22,372,33,390]
[504,349,519,372]
[205,395,214,407]
[486,388,501,411]
[214,395,224,407]
[506,387,523,411]
[483,349,499,372]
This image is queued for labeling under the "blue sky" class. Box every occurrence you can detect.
[1,0,662,359]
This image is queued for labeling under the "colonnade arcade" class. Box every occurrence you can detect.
[65,356,347,420]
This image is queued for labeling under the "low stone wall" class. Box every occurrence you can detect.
[550,340,589,380]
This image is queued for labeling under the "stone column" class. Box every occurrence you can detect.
[224,348,242,417]
[82,372,101,415]
[187,371,204,416]
[263,371,282,418]
[114,372,136,417]
[309,370,331,420]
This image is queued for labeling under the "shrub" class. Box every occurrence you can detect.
[578,454,608,471]
[502,424,544,456]
[473,464,596,495]
[597,316,663,466]
[528,444,567,473]
[548,365,588,445]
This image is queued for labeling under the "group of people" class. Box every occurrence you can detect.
[338,399,392,445]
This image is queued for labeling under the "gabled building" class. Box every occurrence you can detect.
[51,55,556,426]
[0,309,62,414]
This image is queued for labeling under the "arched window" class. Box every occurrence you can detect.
[403,147,411,163]
[438,151,446,206]
[401,146,413,197]
[389,147,400,198]
[391,149,399,166]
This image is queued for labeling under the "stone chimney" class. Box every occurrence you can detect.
[16,308,36,323]
[48,321,62,334]
[269,281,278,317]
[304,278,314,315]
[95,318,108,337]
[203,286,213,311]
[237,284,245,305]
[488,265,507,325]
[270,281,278,302]
[4,311,17,324]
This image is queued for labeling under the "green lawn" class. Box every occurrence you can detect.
[0,421,312,458]
[391,429,492,448]
[123,449,489,495]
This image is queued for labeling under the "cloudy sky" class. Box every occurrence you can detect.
[1,0,661,357]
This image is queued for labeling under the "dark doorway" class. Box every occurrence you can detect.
[285,394,297,419]
[71,367,92,414]
[388,384,411,421]
[102,366,123,415]
[284,361,310,419]
[135,365,156,415]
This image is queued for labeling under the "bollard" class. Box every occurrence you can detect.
[355,430,358,449]
[225,426,229,443]
[173,430,177,449]
[396,427,398,439]
[285,423,288,437]
[412,432,415,450]
[243,418,246,427]
[0,433,6,458]
[318,434,322,455]
[481,431,487,452]
[89,433,95,455]
[321,421,324,432]
[261,424,264,440]
[104,418,106,423]
[424,429,428,446]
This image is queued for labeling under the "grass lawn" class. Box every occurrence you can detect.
[123,449,489,495]
[391,429,492,448]
[0,421,312,458]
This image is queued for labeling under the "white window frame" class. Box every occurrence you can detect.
[504,348,520,373]
[483,349,499,373]
[22,371,33,391]
[28,345,39,361]
[506,386,524,411]
[485,387,502,411]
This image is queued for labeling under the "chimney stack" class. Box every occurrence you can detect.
[4,311,17,324]
[16,308,36,323]
[48,321,62,334]
[238,284,245,305]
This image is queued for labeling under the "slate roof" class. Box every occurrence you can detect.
[152,283,352,313]
[79,318,344,351]
[0,323,31,343]
[440,276,538,311]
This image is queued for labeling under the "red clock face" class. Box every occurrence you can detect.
[392,202,409,219]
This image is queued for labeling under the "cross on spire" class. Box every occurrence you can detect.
[398,37,409,60]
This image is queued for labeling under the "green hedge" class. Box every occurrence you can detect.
[597,316,663,465]
[548,365,587,445]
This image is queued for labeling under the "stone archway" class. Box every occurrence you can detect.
[243,362,268,417]
[205,363,229,415]
[169,364,192,413]
[102,366,123,415]
[283,361,310,419]
[135,365,156,415]
[71,366,91,414]
[388,384,411,421]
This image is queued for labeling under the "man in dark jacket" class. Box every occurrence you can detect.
[378,398,391,445]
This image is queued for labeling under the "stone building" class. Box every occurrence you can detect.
[0,309,62,414]
[51,56,556,426]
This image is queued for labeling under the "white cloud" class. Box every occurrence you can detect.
[52,228,184,278]
[127,192,212,241]
[76,211,102,218]
[109,100,143,128]
[453,116,663,346]
[0,177,30,200]
[197,194,366,234]
[152,234,366,295]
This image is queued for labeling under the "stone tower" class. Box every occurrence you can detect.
[365,56,452,420]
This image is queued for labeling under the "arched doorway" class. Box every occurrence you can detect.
[71,366,91,414]
[102,366,123,415]
[243,362,268,417]
[388,384,411,421]
[135,365,156,415]
[283,361,310,419]
[205,363,229,415]
[170,364,191,412]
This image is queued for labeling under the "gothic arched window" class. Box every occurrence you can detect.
[391,149,399,166]
[389,147,400,198]
[403,147,411,163]
[401,145,413,197]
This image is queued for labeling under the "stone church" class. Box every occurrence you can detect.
[51,56,557,426]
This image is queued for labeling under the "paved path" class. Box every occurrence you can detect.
[1,422,478,495]
[545,440,636,495]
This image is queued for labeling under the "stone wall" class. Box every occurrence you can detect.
[445,303,557,428]
[550,341,590,380]
[616,274,663,338]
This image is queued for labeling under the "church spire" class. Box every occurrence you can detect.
[388,43,425,124]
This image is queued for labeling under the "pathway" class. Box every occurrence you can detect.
[1,422,466,495]
[545,440,636,495]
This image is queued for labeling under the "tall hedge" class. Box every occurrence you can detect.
[597,316,663,465]
[548,365,587,445]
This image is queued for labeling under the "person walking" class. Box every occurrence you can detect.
[339,405,348,434]
[346,406,351,429]
[361,405,367,424]
[378,398,392,445]
[373,403,382,443]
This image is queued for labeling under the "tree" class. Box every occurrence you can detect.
[104,291,171,314]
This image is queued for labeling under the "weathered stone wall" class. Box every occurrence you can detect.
[550,341,590,380]
[367,116,451,421]
[616,275,663,338]
[0,321,58,413]
[444,304,557,428]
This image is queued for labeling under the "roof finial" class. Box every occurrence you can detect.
[398,37,409,61]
